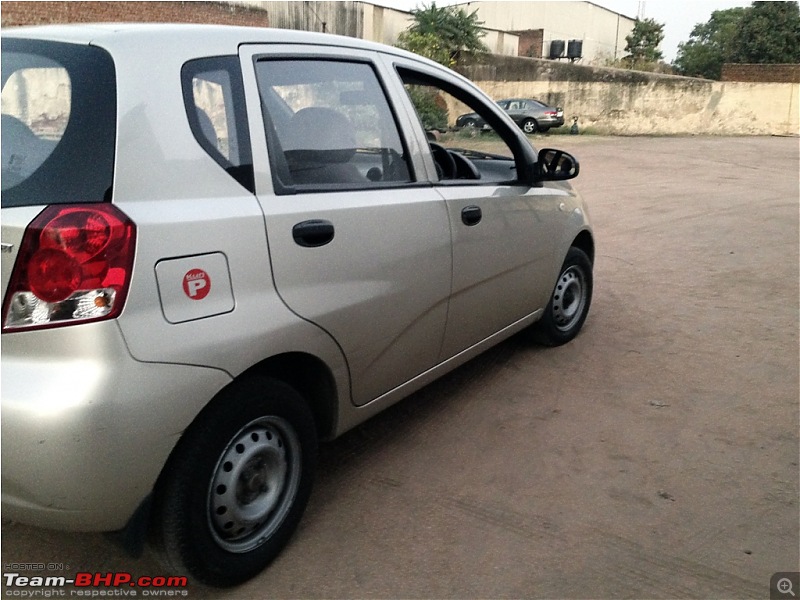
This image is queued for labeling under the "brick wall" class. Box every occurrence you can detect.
[721,63,800,84]
[514,29,544,58]
[1,1,270,28]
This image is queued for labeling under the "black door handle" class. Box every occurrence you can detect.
[292,219,335,247]
[461,205,482,226]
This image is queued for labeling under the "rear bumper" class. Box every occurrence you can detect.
[541,116,565,128]
[1,321,231,531]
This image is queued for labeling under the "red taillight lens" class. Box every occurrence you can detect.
[28,248,82,303]
[3,204,136,332]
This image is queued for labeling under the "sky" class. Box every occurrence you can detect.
[371,0,753,63]
[590,1,751,62]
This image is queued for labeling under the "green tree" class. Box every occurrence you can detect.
[674,7,747,79]
[675,2,800,80]
[730,1,800,64]
[624,18,665,68]
[396,2,488,67]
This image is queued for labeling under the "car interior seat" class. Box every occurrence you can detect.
[282,107,364,185]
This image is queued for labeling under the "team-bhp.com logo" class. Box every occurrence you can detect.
[4,571,189,597]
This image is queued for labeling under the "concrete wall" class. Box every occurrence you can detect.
[361,3,413,46]
[457,55,800,136]
[242,1,361,36]
[458,1,635,63]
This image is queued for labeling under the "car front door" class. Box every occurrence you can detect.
[239,45,451,407]
[385,58,567,360]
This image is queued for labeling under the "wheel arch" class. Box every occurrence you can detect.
[238,352,339,441]
[571,229,595,264]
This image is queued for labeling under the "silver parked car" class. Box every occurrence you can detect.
[1,24,593,587]
[457,98,565,133]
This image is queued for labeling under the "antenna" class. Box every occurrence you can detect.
[637,1,646,20]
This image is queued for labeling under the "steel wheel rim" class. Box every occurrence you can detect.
[523,120,536,133]
[207,416,301,553]
[551,265,586,332]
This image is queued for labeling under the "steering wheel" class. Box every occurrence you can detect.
[450,151,481,180]
[429,142,456,180]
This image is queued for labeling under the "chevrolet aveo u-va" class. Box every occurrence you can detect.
[1,24,594,587]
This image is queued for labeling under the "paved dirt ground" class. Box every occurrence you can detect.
[2,136,798,599]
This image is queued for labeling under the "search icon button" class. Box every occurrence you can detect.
[779,578,796,597]
[772,573,800,599]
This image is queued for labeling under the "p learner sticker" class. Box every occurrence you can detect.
[183,269,211,300]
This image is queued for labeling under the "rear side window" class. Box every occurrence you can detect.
[255,58,412,193]
[1,39,116,208]
[181,57,254,193]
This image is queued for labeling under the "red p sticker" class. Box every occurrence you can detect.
[183,269,211,300]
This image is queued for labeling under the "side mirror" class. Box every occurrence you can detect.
[537,148,580,181]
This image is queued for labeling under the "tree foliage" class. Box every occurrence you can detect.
[624,18,665,67]
[396,2,488,67]
[730,1,800,64]
[674,7,747,79]
[675,2,800,80]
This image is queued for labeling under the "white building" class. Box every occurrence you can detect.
[456,1,636,63]
[234,1,635,63]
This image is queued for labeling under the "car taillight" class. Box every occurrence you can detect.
[2,204,136,332]
[544,111,558,116]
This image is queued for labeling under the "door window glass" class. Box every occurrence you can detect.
[397,68,523,184]
[255,59,412,192]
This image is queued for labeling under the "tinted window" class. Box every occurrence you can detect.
[1,39,116,208]
[255,59,412,192]
[182,57,254,192]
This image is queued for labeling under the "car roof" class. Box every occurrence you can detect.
[1,22,434,65]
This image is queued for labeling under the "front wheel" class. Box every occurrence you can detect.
[521,118,538,134]
[532,247,593,346]
[151,377,318,587]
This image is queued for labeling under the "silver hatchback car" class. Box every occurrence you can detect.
[1,24,594,587]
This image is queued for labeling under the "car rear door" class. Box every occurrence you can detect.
[239,45,452,407]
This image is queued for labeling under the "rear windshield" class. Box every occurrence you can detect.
[1,38,116,208]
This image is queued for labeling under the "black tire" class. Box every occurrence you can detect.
[532,247,593,346]
[521,118,538,134]
[151,376,317,587]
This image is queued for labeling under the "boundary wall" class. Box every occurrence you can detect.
[458,55,799,136]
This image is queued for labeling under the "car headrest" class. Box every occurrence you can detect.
[284,107,357,164]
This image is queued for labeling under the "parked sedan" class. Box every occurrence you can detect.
[1,23,592,587]
[457,98,565,133]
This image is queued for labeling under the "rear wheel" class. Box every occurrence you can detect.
[151,377,317,587]
[532,247,593,346]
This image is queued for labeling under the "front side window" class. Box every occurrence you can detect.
[182,57,254,192]
[255,59,412,192]
[1,39,116,207]
[398,68,524,184]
